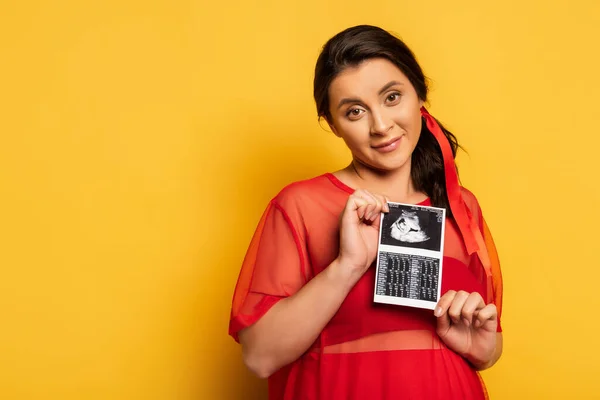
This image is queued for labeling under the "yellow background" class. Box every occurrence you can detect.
[1,0,599,399]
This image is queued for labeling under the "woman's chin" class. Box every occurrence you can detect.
[372,155,412,172]
[358,159,412,174]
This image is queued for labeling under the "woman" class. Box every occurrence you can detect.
[229,25,504,400]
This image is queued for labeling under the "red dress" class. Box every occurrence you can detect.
[229,173,503,400]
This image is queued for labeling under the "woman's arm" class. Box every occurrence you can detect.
[469,332,503,371]
[239,189,389,378]
[239,257,360,378]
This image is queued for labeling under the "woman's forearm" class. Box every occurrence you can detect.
[467,333,503,371]
[238,258,361,378]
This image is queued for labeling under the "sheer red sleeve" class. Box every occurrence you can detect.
[482,218,503,331]
[229,200,308,342]
[461,189,504,333]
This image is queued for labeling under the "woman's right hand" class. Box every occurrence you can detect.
[337,189,389,278]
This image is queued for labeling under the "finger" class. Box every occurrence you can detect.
[473,304,498,329]
[352,190,377,219]
[369,191,383,213]
[382,195,390,212]
[345,195,369,220]
[434,290,456,333]
[434,290,456,317]
[371,212,383,230]
[372,193,389,213]
[363,203,375,220]
[363,189,381,206]
[363,190,385,219]
[447,291,470,325]
[354,190,390,220]
[371,203,385,221]
[357,203,369,219]
[460,292,485,327]
[367,206,381,221]
[360,191,378,219]
[354,189,375,202]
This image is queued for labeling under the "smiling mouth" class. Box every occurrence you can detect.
[372,137,401,149]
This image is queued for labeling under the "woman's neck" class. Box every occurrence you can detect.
[335,159,428,204]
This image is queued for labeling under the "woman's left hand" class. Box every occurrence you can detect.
[434,290,497,368]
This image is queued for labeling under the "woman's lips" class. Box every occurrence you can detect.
[372,136,401,153]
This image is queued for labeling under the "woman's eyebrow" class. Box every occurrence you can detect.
[337,97,362,109]
[378,80,403,95]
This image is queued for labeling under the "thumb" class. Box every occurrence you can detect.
[435,308,452,336]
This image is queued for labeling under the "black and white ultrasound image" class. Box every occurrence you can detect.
[380,203,444,252]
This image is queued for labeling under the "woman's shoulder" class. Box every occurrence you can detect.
[459,186,483,220]
[459,186,478,205]
[271,173,346,209]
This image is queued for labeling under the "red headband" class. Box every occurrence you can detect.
[420,107,492,293]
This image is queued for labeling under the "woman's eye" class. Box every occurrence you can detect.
[387,93,400,103]
[347,108,364,119]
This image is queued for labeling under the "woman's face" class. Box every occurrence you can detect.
[327,58,423,173]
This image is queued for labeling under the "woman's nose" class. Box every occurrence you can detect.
[370,108,393,135]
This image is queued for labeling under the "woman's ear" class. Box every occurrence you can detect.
[329,120,342,138]
[319,116,342,138]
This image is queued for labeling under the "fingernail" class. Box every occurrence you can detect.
[474,320,481,328]
[434,307,442,317]
[463,318,470,327]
